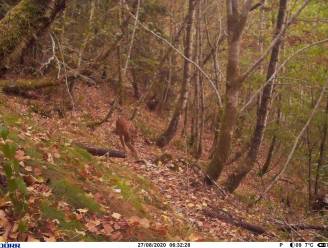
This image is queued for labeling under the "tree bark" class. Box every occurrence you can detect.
[0,0,66,71]
[156,0,196,147]
[260,100,281,175]
[223,0,287,192]
[190,3,203,158]
[206,0,253,183]
[314,97,328,196]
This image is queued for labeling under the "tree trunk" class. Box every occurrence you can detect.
[156,0,196,148]
[260,100,281,175]
[0,0,66,71]
[206,0,253,183]
[260,135,277,175]
[223,0,287,192]
[314,97,328,196]
[131,68,140,99]
[192,3,204,158]
[77,0,95,68]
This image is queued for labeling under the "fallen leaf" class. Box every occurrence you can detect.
[113,188,121,193]
[103,223,114,235]
[44,235,56,242]
[15,150,30,161]
[53,152,61,159]
[23,175,37,186]
[110,231,123,240]
[74,230,86,237]
[188,233,202,241]
[86,222,99,233]
[111,213,121,220]
[47,153,54,163]
[187,203,195,208]
[33,167,42,177]
[77,208,88,213]
[128,216,141,226]
[28,236,40,242]
[139,218,150,229]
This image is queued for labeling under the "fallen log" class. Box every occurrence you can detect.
[204,206,328,235]
[73,142,126,158]
[203,207,266,235]
[0,78,60,95]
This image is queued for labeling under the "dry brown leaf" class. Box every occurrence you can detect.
[47,153,54,163]
[188,233,203,241]
[0,210,8,225]
[44,235,56,242]
[127,216,141,226]
[102,223,114,235]
[187,203,195,208]
[151,223,167,236]
[139,218,150,229]
[86,222,98,233]
[110,231,123,240]
[77,208,88,213]
[111,213,121,220]
[23,175,37,186]
[33,167,42,177]
[28,236,40,242]
[15,150,30,161]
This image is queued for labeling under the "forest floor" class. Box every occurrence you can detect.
[0,82,325,241]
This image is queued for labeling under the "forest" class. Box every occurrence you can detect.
[0,0,327,242]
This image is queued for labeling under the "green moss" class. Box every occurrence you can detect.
[8,131,23,144]
[0,0,46,59]
[51,179,102,214]
[103,173,145,214]
[25,147,43,160]
[2,113,21,126]
[41,200,84,238]
[118,180,143,212]
[62,145,93,163]
[41,200,65,221]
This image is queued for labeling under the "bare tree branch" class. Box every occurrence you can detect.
[241,38,328,112]
[250,0,265,11]
[122,0,141,75]
[124,3,223,107]
[254,80,328,204]
[239,0,310,83]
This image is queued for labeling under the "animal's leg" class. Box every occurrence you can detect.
[119,135,127,152]
[126,141,139,159]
